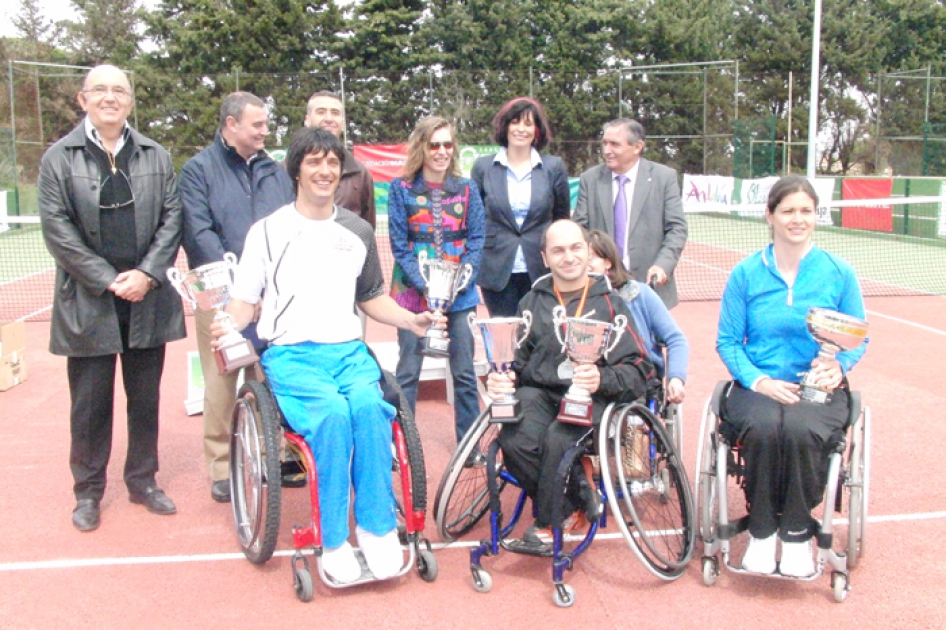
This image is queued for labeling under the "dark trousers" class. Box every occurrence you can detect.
[68,344,166,501]
[498,386,601,527]
[480,273,533,318]
[721,382,849,542]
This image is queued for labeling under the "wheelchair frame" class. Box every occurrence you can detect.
[229,368,438,602]
[695,381,871,603]
[434,399,695,607]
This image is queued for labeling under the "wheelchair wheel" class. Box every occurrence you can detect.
[599,403,695,580]
[844,406,870,568]
[230,381,282,565]
[434,410,504,541]
[384,370,428,517]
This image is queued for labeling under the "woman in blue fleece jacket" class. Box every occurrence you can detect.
[586,230,689,404]
[716,175,867,578]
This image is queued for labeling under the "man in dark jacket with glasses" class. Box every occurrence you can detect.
[39,64,185,532]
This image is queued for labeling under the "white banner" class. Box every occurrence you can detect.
[735,176,780,218]
[681,174,736,213]
[811,177,836,226]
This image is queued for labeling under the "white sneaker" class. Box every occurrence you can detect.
[322,541,361,584]
[357,525,403,580]
[741,534,777,574]
[779,539,815,577]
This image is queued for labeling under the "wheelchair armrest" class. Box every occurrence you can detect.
[847,391,862,429]
[710,380,729,417]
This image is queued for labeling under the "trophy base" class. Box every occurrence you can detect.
[799,384,832,405]
[420,335,450,357]
[557,397,593,426]
[489,399,522,424]
[215,339,259,375]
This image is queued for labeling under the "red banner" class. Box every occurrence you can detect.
[353,144,408,183]
[841,179,893,232]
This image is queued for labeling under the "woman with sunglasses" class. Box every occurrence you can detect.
[388,116,485,445]
[471,98,571,316]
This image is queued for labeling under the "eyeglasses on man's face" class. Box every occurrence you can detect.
[83,85,133,101]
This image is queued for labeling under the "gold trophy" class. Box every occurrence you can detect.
[799,307,868,404]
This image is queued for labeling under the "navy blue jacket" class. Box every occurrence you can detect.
[180,132,295,268]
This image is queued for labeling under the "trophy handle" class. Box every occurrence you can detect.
[604,314,628,358]
[417,250,430,284]
[223,252,238,284]
[467,311,478,336]
[552,305,567,350]
[166,267,196,306]
[517,310,533,347]
[454,263,474,294]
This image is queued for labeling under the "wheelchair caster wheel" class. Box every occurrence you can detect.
[553,583,576,608]
[293,567,314,602]
[832,572,848,603]
[702,557,718,586]
[417,549,438,582]
[471,568,492,593]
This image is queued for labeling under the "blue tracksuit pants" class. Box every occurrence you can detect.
[263,340,397,549]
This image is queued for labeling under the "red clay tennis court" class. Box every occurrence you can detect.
[2,293,945,628]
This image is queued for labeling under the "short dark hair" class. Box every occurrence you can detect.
[492,97,553,151]
[306,90,343,115]
[588,230,633,289]
[219,91,265,129]
[285,127,346,183]
[766,175,818,214]
[603,118,646,145]
[540,219,590,253]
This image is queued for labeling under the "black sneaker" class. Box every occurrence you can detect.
[281,460,307,488]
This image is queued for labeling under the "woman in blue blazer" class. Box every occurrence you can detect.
[471,98,571,316]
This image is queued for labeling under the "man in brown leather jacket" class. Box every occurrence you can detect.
[304,90,377,228]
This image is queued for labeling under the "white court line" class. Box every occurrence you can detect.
[866,310,946,336]
[2,511,945,572]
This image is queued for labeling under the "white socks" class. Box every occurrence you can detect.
[322,541,361,584]
[356,525,403,580]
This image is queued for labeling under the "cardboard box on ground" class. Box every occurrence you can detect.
[0,321,27,391]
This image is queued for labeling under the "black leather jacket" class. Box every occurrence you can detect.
[39,121,186,356]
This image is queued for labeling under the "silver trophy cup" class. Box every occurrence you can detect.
[418,249,473,357]
[468,311,533,422]
[167,252,258,375]
[552,305,628,425]
[799,307,868,404]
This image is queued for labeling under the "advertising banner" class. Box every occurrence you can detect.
[682,175,736,213]
[354,144,408,183]
[841,178,893,232]
[811,177,836,226]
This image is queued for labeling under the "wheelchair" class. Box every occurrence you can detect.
[434,393,695,607]
[229,364,438,602]
[695,381,871,602]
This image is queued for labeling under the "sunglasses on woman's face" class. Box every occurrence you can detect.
[428,141,455,151]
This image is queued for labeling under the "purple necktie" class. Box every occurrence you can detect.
[613,174,628,255]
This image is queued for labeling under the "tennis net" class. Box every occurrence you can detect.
[3,196,945,322]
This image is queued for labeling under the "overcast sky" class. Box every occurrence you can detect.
[0,0,159,39]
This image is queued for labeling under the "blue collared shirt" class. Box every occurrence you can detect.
[495,147,543,273]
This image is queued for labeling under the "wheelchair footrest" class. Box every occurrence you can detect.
[501,537,555,557]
